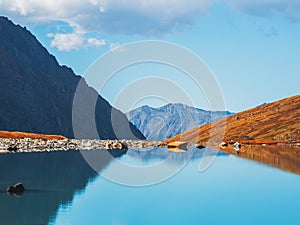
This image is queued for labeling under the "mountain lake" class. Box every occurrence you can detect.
[0,146,299,225]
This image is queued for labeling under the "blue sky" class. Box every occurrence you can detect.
[0,0,299,112]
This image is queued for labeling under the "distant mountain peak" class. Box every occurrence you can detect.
[127,103,233,141]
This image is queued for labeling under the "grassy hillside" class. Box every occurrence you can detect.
[166,95,300,145]
[0,130,66,140]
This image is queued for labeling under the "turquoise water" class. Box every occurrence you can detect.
[0,148,299,225]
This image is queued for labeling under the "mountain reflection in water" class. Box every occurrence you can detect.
[213,145,300,175]
[0,149,126,225]
[127,146,300,175]
[0,145,299,225]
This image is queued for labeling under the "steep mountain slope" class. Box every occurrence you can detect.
[0,16,144,140]
[127,103,233,140]
[166,95,300,144]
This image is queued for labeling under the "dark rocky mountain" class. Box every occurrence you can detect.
[127,103,233,140]
[0,16,144,140]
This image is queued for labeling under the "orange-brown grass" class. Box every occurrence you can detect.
[166,95,300,145]
[213,145,300,175]
[0,130,67,140]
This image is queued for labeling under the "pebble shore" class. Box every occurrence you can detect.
[0,138,167,154]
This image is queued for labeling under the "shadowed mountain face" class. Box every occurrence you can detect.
[127,104,233,140]
[0,150,126,225]
[0,16,144,140]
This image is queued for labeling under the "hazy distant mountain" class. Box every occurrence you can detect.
[127,104,233,140]
[0,16,144,140]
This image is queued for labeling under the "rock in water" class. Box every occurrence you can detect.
[6,183,25,196]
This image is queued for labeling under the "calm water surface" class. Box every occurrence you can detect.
[0,147,299,225]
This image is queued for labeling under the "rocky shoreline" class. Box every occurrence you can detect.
[0,138,167,154]
[1,137,299,155]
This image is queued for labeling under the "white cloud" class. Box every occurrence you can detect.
[47,25,106,51]
[0,0,299,51]
[47,32,84,51]
[226,0,300,21]
[0,0,216,36]
[87,38,106,47]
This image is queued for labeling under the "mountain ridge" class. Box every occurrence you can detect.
[127,103,233,140]
[166,95,300,144]
[0,16,145,140]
